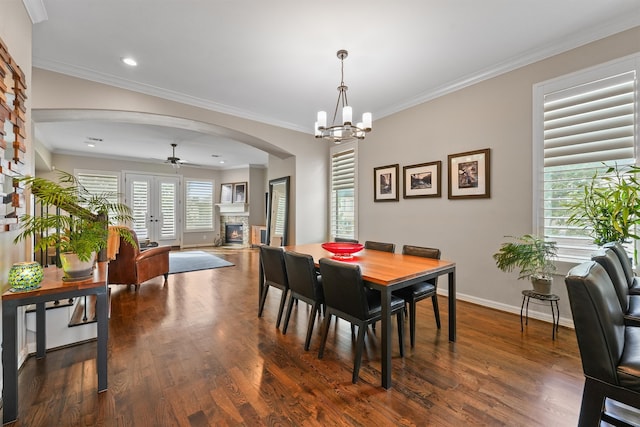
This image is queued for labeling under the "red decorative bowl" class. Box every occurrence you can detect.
[321,242,364,260]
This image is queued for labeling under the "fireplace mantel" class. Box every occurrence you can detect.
[216,203,249,215]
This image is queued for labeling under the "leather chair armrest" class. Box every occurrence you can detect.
[136,245,171,262]
[624,315,640,327]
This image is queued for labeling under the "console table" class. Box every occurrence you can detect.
[2,262,109,424]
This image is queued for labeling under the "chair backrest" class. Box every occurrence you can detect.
[283,251,321,301]
[591,248,630,312]
[565,261,625,384]
[402,245,441,285]
[364,241,395,253]
[604,241,634,288]
[335,237,359,243]
[259,245,288,288]
[319,258,369,320]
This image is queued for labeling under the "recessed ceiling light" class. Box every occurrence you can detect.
[219,160,225,164]
[121,57,137,67]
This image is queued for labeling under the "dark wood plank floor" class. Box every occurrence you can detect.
[5,248,583,426]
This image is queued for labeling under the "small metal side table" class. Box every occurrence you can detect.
[520,290,560,340]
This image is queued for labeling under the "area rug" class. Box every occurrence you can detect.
[169,251,234,274]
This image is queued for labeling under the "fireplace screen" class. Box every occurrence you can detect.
[225,223,243,244]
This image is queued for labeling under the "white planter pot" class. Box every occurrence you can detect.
[60,252,96,280]
[531,276,552,295]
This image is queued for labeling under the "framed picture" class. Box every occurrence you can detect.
[403,161,442,198]
[447,148,490,199]
[233,182,247,203]
[220,183,233,203]
[374,164,399,202]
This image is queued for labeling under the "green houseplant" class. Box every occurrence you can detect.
[14,170,135,278]
[566,164,640,246]
[493,234,558,294]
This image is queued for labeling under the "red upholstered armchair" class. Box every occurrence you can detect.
[108,228,170,290]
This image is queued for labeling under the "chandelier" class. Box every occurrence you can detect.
[315,50,372,143]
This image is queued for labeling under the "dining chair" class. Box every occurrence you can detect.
[318,257,405,383]
[364,240,395,253]
[335,237,359,243]
[258,245,290,329]
[565,261,640,426]
[604,241,640,295]
[393,245,441,347]
[283,251,325,350]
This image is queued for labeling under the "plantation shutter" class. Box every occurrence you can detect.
[185,180,213,230]
[542,70,636,262]
[330,147,356,240]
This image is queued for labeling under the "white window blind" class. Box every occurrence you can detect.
[131,180,149,237]
[185,180,213,230]
[76,171,121,222]
[330,145,357,240]
[160,182,177,238]
[538,65,637,262]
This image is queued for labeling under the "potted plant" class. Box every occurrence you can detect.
[493,234,558,294]
[14,170,136,279]
[566,164,640,246]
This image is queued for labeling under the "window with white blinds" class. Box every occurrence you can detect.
[535,57,638,262]
[330,143,357,240]
[75,171,121,222]
[184,180,213,230]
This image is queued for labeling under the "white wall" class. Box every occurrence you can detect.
[358,26,640,325]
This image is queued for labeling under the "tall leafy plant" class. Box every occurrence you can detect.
[14,170,135,261]
[566,164,640,246]
[493,234,557,280]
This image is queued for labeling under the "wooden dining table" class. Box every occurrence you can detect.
[274,243,457,389]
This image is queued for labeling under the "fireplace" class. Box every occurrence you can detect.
[225,223,244,244]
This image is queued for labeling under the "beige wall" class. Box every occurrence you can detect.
[32,69,329,246]
[358,26,640,323]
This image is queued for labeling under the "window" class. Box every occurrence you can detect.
[184,179,213,231]
[75,170,122,223]
[330,142,357,240]
[534,55,639,262]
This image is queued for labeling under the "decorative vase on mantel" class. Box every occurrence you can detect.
[59,252,96,280]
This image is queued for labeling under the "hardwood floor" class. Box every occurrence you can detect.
[5,248,584,426]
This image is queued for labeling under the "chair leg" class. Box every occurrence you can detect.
[318,314,332,359]
[578,377,607,426]
[397,311,405,357]
[282,294,296,334]
[304,301,319,351]
[353,323,367,383]
[275,288,289,329]
[163,273,168,282]
[432,294,441,329]
[258,284,270,317]
[409,300,417,348]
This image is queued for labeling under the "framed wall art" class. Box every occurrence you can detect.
[233,182,247,203]
[220,183,233,203]
[374,164,399,202]
[447,148,490,199]
[403,161,441,198]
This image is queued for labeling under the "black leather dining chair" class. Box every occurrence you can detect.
[334,237,359,243]
[318,257,405,383]
[258,245,290,329]
[604,241,640,295]
[565,261,640,426]
[283,251,325,350]
[591,247,640,326]
[393,245,441,347]
[364,240,395,253]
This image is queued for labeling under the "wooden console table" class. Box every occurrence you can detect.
[2,262,109,424]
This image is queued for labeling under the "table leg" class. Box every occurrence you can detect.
[448,269,456,342]
[36,302,46,359]
[96,289,108,392]
[258,262,264,314]
[2,302,18,424]
[380,288,392,389]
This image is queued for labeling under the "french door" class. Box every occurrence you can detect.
[125,173,181,247]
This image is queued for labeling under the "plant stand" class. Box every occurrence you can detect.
[520,290,560,340]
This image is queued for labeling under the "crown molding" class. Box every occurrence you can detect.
[22,0,48,24]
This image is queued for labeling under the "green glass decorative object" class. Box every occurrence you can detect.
[8,261,44,292]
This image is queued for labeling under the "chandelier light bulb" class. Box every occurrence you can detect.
[362,112,372,131]
[317,111,327,129]
[342,106,352,125]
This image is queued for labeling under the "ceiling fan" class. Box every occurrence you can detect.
[165,143,188,168]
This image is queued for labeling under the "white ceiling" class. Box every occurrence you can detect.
[29,0,640,170]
